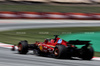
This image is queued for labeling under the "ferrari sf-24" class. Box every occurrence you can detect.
[13,35,94,60]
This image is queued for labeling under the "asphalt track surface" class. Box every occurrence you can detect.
[0,20,100,66]
[0,47,100,66]
[0,19,100,31]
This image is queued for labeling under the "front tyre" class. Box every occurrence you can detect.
[18,40,28,54]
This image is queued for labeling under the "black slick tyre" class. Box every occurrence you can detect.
[18,40,28,54]
[54,45,67,59]
[80,46,94,60]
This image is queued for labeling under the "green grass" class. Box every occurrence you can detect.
[95,52,100,57]
[1,27,100,44]
[0,4,100,13]
[0,27,100,57]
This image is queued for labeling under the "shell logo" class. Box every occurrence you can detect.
[39,45,43,51]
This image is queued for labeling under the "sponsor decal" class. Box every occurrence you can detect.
[47,45,55,47]
[39,45,43,51]
[57,39,62,43]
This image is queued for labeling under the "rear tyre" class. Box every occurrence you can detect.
[18,40,28,54]
[54,45,67,59]
[80,46,94,60]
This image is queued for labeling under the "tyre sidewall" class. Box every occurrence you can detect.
[18,41,28,54]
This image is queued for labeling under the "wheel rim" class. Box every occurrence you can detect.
[54,48,59,56]
[18,44,22,51]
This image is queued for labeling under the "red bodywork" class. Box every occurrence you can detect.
[34,38,70,53]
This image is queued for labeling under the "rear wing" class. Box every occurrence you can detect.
[68,40,90,45]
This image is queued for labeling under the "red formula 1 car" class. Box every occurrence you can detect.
[17,35,94,60]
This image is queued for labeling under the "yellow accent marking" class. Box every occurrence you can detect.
[47,45,55,47]
[39,45,43,51]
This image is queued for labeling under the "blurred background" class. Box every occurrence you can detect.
[0,0,100,12]
[0,0,100,4]
[0,0,100,19]
[0,0,100,57]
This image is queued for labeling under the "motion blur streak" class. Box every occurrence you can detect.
[0,20,100,66]
[0,20,100,31]
[0,47,100,66]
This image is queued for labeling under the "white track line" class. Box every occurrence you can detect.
[93,57,100,60]
[0,42,18,49]
[1,20,100,24]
